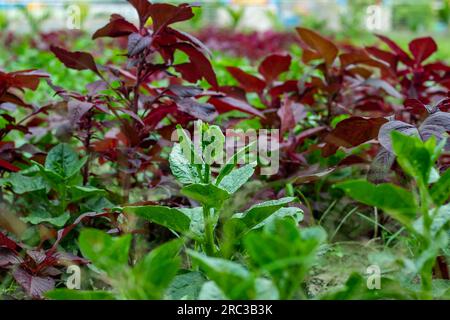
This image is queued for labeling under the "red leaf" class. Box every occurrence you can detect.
[296,27,338,66]
[149,3,194,32]
[376,34,413,66]
[269,80,299,97]
[226,66,266,93]
[167,28,212,57]
[177,98,218,122]
[13,267,54,299]
[8,70,49,91]
[258,53,291,83]
[365,46,398,70]
[209,96,265,118]
[0,158,20,172]
[278,99,306,135]
[127,0,152,27]
[0,231,20,251]
[143,105,177,128]
[68,100,94,124]
[404,98,426,112]
[409,37,437,64]
[92,14,138,39]
[50,46,100,76]
[173,43,218,89]
[323,117,388,156]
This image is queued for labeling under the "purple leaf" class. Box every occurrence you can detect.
[13,267,55,299]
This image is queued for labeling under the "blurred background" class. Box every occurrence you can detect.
[1,1,450,35]
[2,0,450,101]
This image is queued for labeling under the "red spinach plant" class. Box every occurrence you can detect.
[48,0,254,201]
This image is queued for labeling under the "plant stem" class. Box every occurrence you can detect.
[203,205,216,256]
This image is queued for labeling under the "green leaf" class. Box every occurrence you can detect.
[217,163,255,194]
[391,131,435,185]
[178,207,205,240]
[166,271,206,300]
[169,144,203,185]
[216,141,257,185]
[229,197,296,232]
[124,205,191,235]
[198,281,227,300]
[45,289,115,300]
[244,219,326,299]
[431,169,450,206]
[80,196,114,213]
[78,229,131,276]
[335,180,418,228]
[202,125,225,165]
[21,211,70,227]
[69,186,106,202]
[413,204,450,237]
[127,239,183,299]
[4,173,48,194]
[188,250,256,300]
[176,125,204,166]
[253,207,304,229]
[181,183,230,208]
[45,143,87,179]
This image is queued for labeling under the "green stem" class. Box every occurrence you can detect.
[60,184,67,216]
[203,206,216,256]
[417,181,433,298]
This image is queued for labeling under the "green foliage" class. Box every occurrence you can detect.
[336,132,450,299]
[1,143,110,228]
[125,120,300,258]
[48,230,183,300]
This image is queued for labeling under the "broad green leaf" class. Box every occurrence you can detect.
[46,289,115,300]
[166,271,206,300]
[176,125,203,166]
[79,229,131,275]
[124,205,191,235]
[5,173,48,194]
[169,144,203,185]
[181,183,230,208]
[21,211,70,227]
[413,204,450,237]
[126,239,182,299]
[244,219,326,298]
[202,125,225,165]
[253,207,304,230]
[391,131,434,185]
[69,185,106,202]
[216,141,257,185]
[45,143,87,179]
[198,281,227,300]
[230,197,296,230]
[217,163,255,194]
[188,250,256,300]
[413,230,448,273]
[335,180,418,228]
[197,278,279,300]
[222,198,298,254]
[178,207,205,240]
[80,196,114,213]
[431,169,450,206]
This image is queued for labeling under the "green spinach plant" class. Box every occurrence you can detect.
[124,120,303,258]
[1,143,110,228]
[46,229,182,300]
[336,131,450,299]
